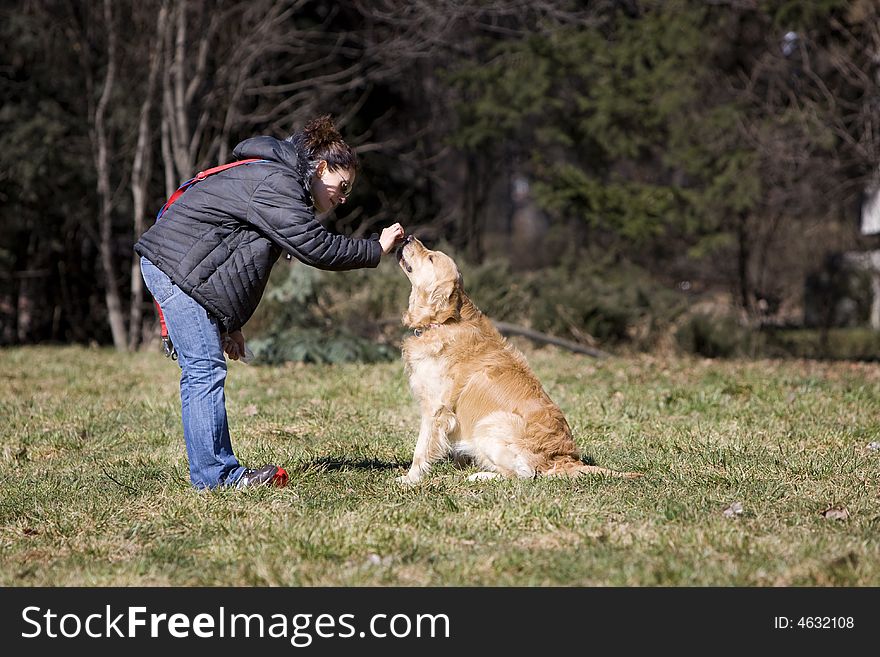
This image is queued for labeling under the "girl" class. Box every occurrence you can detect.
[136,116,405,489]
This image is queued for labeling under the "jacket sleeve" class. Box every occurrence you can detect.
[246,172,382,271]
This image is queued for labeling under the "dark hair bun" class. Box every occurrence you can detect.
[302,115,343,154]
[292,114,359,173]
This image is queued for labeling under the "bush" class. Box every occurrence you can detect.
[249,328,397,365]
[470,256,687,349]
[675,313,757,358]
[762,327,880,361]
[246,244,691,362]
[245,261,409,365]
[245,248,880,364]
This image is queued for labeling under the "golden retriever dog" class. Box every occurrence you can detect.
[396,235,641,484]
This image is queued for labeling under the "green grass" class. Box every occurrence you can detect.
[1,345,879,586]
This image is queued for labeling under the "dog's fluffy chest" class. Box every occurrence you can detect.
[403,341,453,406]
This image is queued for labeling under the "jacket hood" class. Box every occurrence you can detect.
[232,136,311,183]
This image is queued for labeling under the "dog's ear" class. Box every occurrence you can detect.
[428,278,462,324]
[402,279,461,328]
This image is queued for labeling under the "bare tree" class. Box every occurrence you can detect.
[729,4,880,322]
[91,0,128,349]
[348,0,597,259]
[156,0,377,186]
[66,0,399,349]
[129,4,170,350]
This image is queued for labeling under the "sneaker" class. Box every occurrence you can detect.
[236,464,289,488]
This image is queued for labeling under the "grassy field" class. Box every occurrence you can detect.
[1,344,878,586]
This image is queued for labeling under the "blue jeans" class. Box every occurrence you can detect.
[140,256,245,489]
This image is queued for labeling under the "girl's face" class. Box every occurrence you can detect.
[311,161,355,214]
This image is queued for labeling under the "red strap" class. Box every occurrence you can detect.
[155,300,168,336]
[153,158,264,339]
[193,158,263,180]
[155,158,264,222]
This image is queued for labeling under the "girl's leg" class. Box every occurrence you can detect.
[140,257,244,489]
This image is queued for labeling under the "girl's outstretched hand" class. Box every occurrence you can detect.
[379,223,405,254]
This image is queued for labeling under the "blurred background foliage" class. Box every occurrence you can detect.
[3,0,880,362]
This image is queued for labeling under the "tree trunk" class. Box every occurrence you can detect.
[159,0,195,192]
[94,0,128,350]
[129,4,169,350]
[736,209,752,318]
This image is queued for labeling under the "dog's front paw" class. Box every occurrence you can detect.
[396,473,422,486]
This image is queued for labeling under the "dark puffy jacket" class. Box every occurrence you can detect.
[134,136,381,332]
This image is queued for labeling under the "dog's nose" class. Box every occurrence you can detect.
[403,234,414,245]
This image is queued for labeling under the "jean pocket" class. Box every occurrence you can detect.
[140,257,178,305]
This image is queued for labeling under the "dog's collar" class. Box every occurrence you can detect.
[413,323,441,337]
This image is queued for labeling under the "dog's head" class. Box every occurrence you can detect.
[397,236,464,329]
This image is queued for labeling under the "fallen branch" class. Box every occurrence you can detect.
[493,321,610,359]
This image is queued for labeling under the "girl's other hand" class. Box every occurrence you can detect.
[222,330,246,360]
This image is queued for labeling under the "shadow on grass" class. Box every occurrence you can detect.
[293,454,599,473]
[292,455,407,473]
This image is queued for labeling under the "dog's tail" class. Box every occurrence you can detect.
[544,456,642,479]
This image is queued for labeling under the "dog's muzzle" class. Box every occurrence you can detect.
[397,239,413,272]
